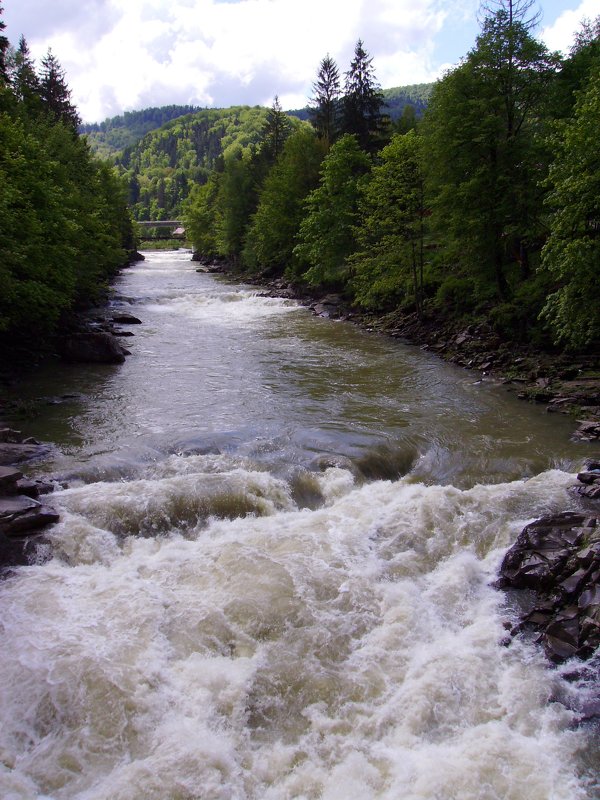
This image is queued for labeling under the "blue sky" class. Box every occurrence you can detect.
[4,0,597,122]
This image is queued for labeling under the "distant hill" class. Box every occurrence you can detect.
[83,83,434,159]
[80,105,202,160]
[114,105,274,220]
[382,83,434,119]
[287,82,434,123]
[92,83,434,221]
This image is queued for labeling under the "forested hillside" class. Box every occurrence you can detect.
[0,10,136,353]
[115,105,303,221]
[80,105,201,160]
[184,17,600,351]
[84,82,433,221]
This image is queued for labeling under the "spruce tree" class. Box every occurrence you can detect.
[0,4,10,85]
[260,95,292,162]
[309,54,341,148]
[12,36,40,110]
[39,48,81,130]
[340,40,387,152]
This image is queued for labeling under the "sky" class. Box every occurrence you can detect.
[3,0,598,123]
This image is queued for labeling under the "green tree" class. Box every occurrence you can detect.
[423,5,557,301]
[350,131,426,313]
[341,40,388,152]
[540,67,600,348]
[551,16,600,119]
[309,54,341,147]
[184,173,220,256]
[260,95,292,162]
[215,149,259,261]
[11,35,40,111]
[243,126,326,273]
[39,49,81,130]
[0,4,9,85]
[294,134,371,288]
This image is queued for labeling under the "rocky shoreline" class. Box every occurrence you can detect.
[0,428,60,568]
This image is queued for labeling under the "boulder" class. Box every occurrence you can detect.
[111,312,142,325]
[0,442,52,465]
[60,332,127,364]
[0,465,22,492]
[497,512,600,662]
[0,495,59,537]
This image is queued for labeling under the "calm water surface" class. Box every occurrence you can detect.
[1,250,598,800]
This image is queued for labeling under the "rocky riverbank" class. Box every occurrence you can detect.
[0,429,60,569]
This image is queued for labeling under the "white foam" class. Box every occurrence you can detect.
[0,468,592,799]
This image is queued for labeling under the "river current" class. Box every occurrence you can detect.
[1,250,598,799]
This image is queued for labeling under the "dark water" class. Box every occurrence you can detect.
[0,250,597,800]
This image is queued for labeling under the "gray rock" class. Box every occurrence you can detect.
[111,312,142,324]
[0,495,59,537]
[498,513,600,663]
[0,465,23,491]
[60,332,127,364]
[0,443,51,466]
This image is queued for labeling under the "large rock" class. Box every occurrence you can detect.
[0,442,52,465]
[0,495,59,537]
[497,511,600,662]
[60,332,127,364]
[111,312,142,325]
[0,465,22,492]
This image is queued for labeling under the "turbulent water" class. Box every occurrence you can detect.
[1,250,598,800]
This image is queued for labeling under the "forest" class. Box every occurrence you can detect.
[0,7,136,355]
[181,4,599,351]
[1,0,599,356]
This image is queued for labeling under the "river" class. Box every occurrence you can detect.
[0,250,597,799]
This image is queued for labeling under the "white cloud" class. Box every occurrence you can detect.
[541,0,599,54]
[3,0,591,122]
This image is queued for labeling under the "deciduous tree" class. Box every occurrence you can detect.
[294,134,371,287]
[540,67,600,348]
[350,131,426,314]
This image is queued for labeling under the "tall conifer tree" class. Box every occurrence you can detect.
[340,40,387,152]
[260,95,292,162]
[39,48,81,130]
[12,36,40,109]
[0,4,10,85]
[309,54,341,148]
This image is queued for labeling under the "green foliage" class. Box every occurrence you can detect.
[243,127,326,273]
[382,83,434,121]
[294,134,371,287]
[260,96,293,163]
[38,49,81,130]
[184,175,220,257]
[115,106,269,221]
[434,276,479,315]
[350,131,425,312]
[0,15,134,352]
[309,55,341,147]
[423,8,558,299]
[341,40,389,152]
[540,66,600,349]
[0,112,131,342]
[81,104,201,158]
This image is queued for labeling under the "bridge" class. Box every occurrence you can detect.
[136,220,186,240]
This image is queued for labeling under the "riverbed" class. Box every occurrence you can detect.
[0,250,597,799]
